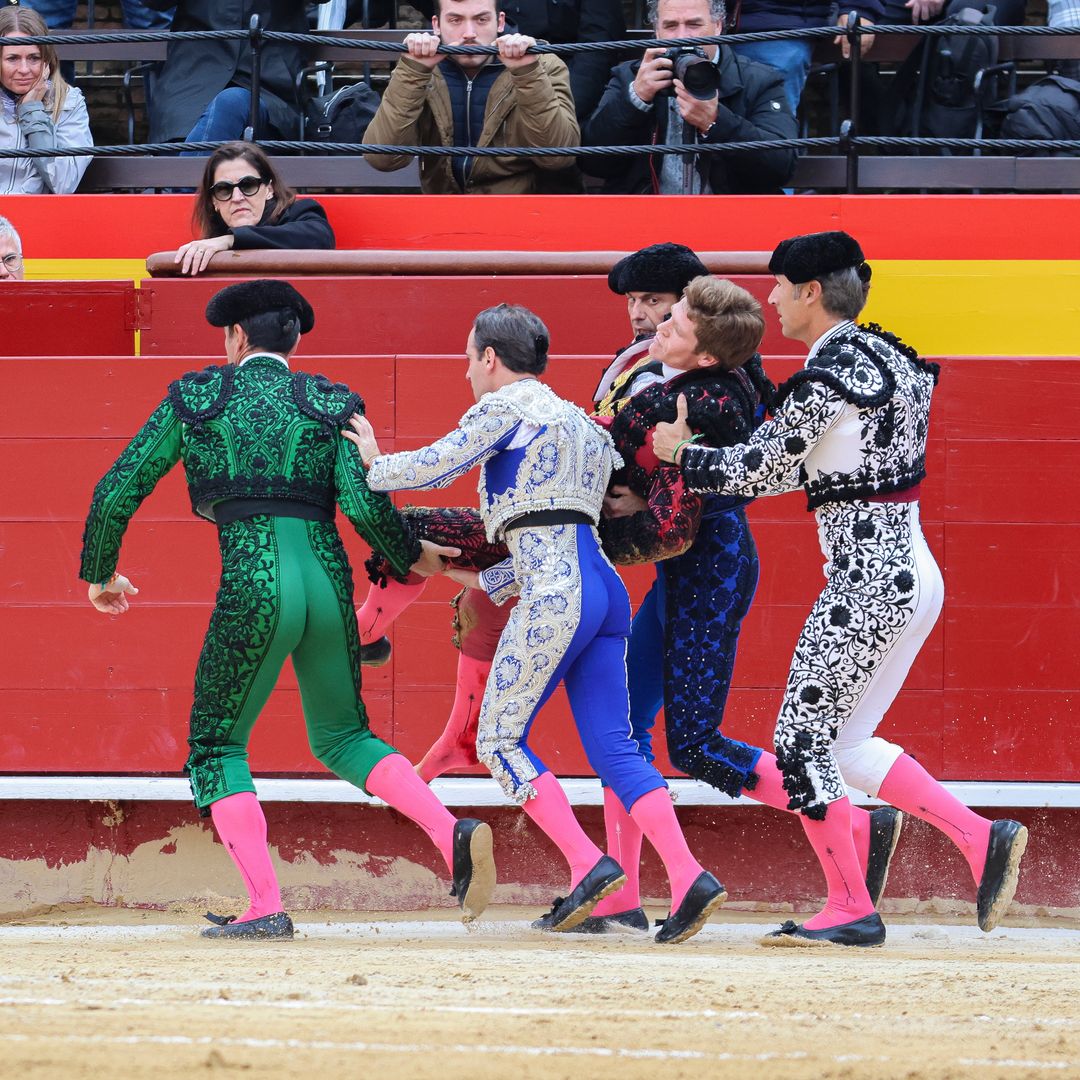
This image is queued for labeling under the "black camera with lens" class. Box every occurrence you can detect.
[662,46,721,100]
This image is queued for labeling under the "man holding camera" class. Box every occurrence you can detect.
[581,0,796,193]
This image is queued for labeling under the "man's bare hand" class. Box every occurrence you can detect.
[497,33,538,70]
[603,484,648,518]
[651,393,693,464]
[905,0,943,22]
[410,539,463,578]
[674,81,719,134]
[835,17,875,58]
[404,31,443,69]
[444,566,481,589]
[88,573,138,615]
[342,413,381,466]
[632,48,674,105]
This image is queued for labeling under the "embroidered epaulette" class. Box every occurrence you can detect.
[168,364,236,424]
[293,372,364,426]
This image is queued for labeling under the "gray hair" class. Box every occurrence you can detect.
[473,303,550,375]
[816,266,870,320]
[647,0,726,28]
[0,216,22,254]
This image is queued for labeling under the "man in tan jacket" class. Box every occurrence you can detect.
[363,0,582,193]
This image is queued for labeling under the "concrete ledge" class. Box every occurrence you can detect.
[2,776,1078,807]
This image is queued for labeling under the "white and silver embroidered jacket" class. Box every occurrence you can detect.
[366,378,623,541]
[680,323,939,511]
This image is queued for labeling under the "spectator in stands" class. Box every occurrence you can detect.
[0,215,24,280]
[175,141,334,276]
[143,0,307,147]
[1049,0,1080,80]
[19,0,174,35]
[581,0,796,193]
[363,0,582,194]
[500,0,627,120]
[729,0,882,117]
[0,6,91,193]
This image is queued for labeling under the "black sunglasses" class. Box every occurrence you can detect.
[210,175,267,202]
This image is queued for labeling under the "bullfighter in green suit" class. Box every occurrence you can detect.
[80,280,496,939]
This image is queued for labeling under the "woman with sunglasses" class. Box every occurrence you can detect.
[0,7,92,195]
[175,141,335,276]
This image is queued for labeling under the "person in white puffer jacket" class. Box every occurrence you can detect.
[0,6,91,194]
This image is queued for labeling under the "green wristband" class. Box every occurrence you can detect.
[672,433,704,464]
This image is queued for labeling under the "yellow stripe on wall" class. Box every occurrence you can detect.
[21,258,1080,358]
[24,258,148,283]
[865,261,1080,357]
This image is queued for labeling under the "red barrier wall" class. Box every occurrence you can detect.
[3,345,1078,784]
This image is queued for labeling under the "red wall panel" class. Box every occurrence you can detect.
[0,282,137,357]
[2,324,1077,783]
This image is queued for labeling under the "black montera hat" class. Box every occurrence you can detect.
[608,242,709,296]
[205,279,315,334]
[769,231,871,285]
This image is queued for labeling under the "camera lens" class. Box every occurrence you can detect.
[672,48,721,100]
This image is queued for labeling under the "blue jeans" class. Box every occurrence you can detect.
[729,39,814,118]
[21,0,174,29]
[182,88,271,155]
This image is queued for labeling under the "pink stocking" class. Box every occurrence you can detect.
[628,787,704,910]
[591,787,644,916]
[749,752,874,879]
[877,753,992,884]
[523,771,605,889]
[209,792,283,922]
[355,574,427,645]
[366,753,456,873]
[800,797,876,930]
[416,653,488,782]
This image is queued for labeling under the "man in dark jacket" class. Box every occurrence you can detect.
[581,0,796,193]
[145,0,307,143]
[500,0,627,120]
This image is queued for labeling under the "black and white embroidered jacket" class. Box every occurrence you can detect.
[680,322,940,511]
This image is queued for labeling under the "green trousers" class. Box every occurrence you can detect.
[185,515,396,811]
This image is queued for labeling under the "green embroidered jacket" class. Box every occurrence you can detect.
[79,355,420,583]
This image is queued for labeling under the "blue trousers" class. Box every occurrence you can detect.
[476,523,667,811]
[625,508,764,798]
[182,88,271,153]
[21,0,174,29]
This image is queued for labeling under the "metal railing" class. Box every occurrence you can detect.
[5,21,1080,193]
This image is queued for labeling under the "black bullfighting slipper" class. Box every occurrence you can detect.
[200,911,295,940]
[541,855,627,932]
[450,818,496,922]
[865,807,904,907]
[531,906,649,934]
[976,819,1028,932]
[654,871,727,945]
[360,636,392,667]
[762,912,886,948]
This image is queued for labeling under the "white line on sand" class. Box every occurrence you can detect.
[0,1032,1076,1069]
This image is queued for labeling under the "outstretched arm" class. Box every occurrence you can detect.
[343,400,523,493]
[80,398,183,593]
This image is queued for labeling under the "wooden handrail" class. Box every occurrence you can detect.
[145,249,773,277]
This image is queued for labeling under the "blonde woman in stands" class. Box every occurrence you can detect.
[0,6,91,194]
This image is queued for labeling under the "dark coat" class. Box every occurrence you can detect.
[500,0,627,120]
[581,48,796,193]
[226,198,336,250]
[145,0,308,142]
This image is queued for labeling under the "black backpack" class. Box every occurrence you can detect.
[996,74,1080,154]
[885,0,1000,144]
[302,81,381,152]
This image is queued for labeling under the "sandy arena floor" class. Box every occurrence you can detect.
[1,907,1078,1080]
